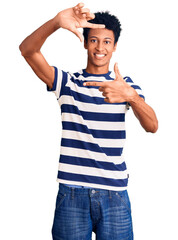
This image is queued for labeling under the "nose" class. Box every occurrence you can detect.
[96,41,104,51]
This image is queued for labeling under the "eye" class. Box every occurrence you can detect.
[105,41,111,44]
[91,39,97,43]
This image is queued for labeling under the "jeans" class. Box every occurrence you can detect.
[52,183,133,240]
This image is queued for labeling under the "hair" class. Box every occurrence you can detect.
[83,11,122,45]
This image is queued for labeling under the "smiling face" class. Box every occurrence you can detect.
[84,28,117,74]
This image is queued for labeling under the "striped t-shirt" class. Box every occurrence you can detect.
[47,67,144,191]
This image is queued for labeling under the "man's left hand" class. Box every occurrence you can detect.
[83,63,136,103]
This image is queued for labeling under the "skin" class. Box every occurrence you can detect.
[19,3,105,88]
[84,63,158,133]
[84,28,117,74]
[19,2,158,133]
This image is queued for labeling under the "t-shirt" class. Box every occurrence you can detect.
[47,67,144,191]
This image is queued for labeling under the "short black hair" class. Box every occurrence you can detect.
[83,11,122,45]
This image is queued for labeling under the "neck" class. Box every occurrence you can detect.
[85,64,109,75]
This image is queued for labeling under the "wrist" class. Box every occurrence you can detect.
[127,89,140,105]
[53,13,62,29]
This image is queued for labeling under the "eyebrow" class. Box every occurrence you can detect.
[89,36,112,40]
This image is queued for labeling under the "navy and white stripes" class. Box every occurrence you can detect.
[47,68,144,191]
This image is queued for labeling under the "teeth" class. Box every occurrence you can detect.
[95,54,105,57]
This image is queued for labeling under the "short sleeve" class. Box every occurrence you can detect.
[46,66,68,99]
[124,76,145,110]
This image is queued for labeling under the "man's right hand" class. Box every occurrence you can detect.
[19,2,104,89]
[55,2,105,42]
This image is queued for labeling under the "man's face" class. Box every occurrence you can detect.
[84,28,117,70]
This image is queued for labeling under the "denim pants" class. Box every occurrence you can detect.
[52,183,133,240]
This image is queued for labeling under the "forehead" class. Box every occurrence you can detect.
[88,28,114,40]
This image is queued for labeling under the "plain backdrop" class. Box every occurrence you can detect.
[1,0,178,239]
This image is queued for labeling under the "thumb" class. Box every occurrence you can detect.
[114,63,121,81]
[72,28,84,42]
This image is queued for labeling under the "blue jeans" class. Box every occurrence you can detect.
[52,183,133,240]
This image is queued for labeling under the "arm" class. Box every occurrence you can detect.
[19,17,58,88]
[128,93,158,133]
[19,3,105,88]
[83,63,158,133]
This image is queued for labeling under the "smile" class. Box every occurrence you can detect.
[94,53,106,59]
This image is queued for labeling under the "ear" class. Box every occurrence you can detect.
[84,40,88,49]
[113,42,117,52]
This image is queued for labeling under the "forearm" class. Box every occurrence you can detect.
[19,16,60,56]
[129,94,158,133]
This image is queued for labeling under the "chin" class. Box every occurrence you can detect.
[91,59,109,67]
[94,62,109,68]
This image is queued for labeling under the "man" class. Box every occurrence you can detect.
[19,3,158,240]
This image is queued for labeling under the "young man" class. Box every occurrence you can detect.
[19,3,158,240]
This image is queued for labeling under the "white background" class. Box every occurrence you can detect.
[1,0,178,239]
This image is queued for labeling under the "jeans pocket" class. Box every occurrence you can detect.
[56,192,66,210]
[115,191,131,213]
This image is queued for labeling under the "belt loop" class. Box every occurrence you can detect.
[71,187,74,200]
[109,190,112,199]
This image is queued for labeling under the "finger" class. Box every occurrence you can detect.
[84,12,95,21]
[80,8,90,14]
[82,13,87,18]
[104,98,109,103]
[73,3,84,11]
[99,87,110,94]
[114,62,123,80]
[114,62,119,76]
[72,28,84,42]
[99,87,104,92]
[73,6,79,14]
[75,8,90,19]
[74,2,85,9]
[83,81,106,87]
[102,92,108,97]
[73,3,85,15]
[80,10,94,20]
[85,22,105,29]
[86,12,95,20]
